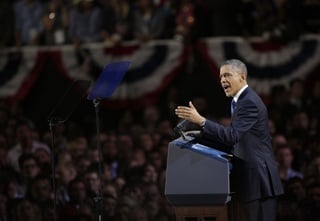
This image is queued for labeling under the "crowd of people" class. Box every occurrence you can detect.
[0,0,320,221]
[0,76,319,221]
[267,78,320,220]
[0,0,320,48]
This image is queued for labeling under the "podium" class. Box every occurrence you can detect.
[165,136,232,221]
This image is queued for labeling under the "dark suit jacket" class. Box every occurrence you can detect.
[202,87,283,202]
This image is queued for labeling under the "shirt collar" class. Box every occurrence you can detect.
[233,85,248,103]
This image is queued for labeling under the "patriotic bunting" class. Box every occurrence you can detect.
[197,35,320,95]
[1,36,320,108]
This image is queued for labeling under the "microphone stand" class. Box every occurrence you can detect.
[47,79,92,221]
[48,119,58,221]
[85,61,131,221]
[92,98,104,221]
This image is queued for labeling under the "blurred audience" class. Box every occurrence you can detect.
[41,0,70,45]
[11,198,43,221]
[132,0,167,41]
[100,0,133,44]
[0,0,15,47]
[0,0,318,48]
[13,0,44,46]
[69,0,103,45]
[303,0,320,33]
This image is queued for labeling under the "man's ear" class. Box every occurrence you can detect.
[240,73,246,82]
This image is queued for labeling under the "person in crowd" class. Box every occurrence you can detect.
[113,194,139,221]
[69,0,103,45]
[288,111,310,137]
[116,111,136,134]
[103,182,118,200]
[284,78,307,124]
[68,134,89,160]
[55,158,77,205]
[303,0,320,33]
[245,0,304,41]
[286,111,311,170]
[2,171,24,201]
[205,0,242,36]
[275,144,304,183]
[147,150,164,173]
[25,174,53,207]
[277,177,306,221]
[128,206,148,221]
[128,148,147,171]
[136,132,155,153]
[75,154,92,177]
[305,80,320,135]
[175,59,283,221]
[305,154,320,177]
[33,145,51,175]
[7,119,50,172]
[42,124,67,151]
[132,0,167,41]
[174,0,210,42]
[18,153,41,195]
[174,0,196,42]
[11,198,42,221]
[0,193,8,221]
[268,84,289,134]
[100,0,133,44]
[141,163,158,185]
[83,165,102,198]
[59,177,93,221]
[0,0,15,47]
[159,86,182,123]
[0,134,9,169]
[296,182,320,221]
[13,0,44,46]
[103,193,117,221]
[102,137,120,180]
[41,0,70,45]
[0,107,10,135]
[142,105,161,133]
[272,133,288,150]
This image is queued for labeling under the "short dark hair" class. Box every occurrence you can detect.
[289,78,303,88]
[18,153,39,170]
[222,59,247,76]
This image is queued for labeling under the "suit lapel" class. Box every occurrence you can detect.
[232,87,250,118]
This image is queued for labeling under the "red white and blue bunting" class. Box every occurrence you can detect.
[0,40,188,108]
[197,35,320,95]
[1,35,320,108]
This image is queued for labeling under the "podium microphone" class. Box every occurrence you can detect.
[174,120,188,140]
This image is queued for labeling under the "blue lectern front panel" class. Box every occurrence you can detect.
[165,136,231,205]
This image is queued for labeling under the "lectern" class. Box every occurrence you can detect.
[165,136,232,221]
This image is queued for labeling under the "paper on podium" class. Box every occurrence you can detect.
[87,61,131,100]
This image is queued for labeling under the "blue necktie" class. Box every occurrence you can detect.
[231,100,236,116]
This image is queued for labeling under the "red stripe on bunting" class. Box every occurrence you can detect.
[103,44,140,56]
[8,51,49,102]
[250,41,286,52]
[51,50,81,84]
[196,41,220,80]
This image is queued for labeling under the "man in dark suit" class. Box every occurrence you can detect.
[175,59,283,221]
